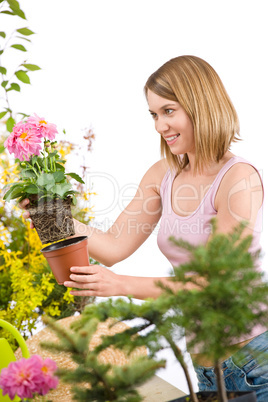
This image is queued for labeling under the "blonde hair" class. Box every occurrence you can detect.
[144,55,240,174]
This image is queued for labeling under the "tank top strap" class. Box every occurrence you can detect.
[209,156,260,210]
[160,168,172,200]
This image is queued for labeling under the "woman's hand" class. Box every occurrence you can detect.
[64,265,124,297]
[19,198,35,228]
[64,267,209,299]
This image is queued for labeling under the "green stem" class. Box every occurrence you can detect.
[35,160,42,175]
[26,161,39,178]
[44,156,48,173]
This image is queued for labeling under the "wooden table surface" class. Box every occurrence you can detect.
[137,375,186,401]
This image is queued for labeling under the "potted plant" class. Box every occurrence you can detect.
[47,220,267,401]
[3,113,84,244]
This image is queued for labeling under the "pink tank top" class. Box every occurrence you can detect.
[158,156,263,269]
[157,156,266,344]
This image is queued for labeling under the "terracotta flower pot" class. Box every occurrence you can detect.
[27,197,75,244]
[41,236,89,285]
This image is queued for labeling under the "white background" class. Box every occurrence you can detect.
[1,0,268,393]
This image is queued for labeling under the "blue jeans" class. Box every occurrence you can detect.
[194,331,268,401]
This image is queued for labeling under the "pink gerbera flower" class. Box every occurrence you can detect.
[4,121,42,161]
[27,113,58,140]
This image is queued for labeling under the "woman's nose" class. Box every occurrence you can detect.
[155,117,169,134]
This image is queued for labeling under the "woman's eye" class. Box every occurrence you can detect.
[150,112,157,120]
[165,109,173,115]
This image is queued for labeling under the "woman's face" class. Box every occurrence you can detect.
[147,89,195,156]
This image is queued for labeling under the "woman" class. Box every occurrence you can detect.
[22,55,267,399]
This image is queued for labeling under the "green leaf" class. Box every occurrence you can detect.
[52,183,72,197]
[0,11,15,16]
[48,151,58,157]
[53,171,65,183]
[31,155,39,165]
[11,44,27,52]
[0,111,8,119]
[7,0,26,19]
[15,70,30,84]
[3,184,25,201]
[67,172,85,184]
[7,83,20,92]
[55,162,65,171]
[1,80,8,88]
[16,27,35,36]
[6,116,15,132]
[0,66,7,74]
[72,196,77,206]
[3,187,16,202]
[0,31,6,38]
[24,184,39,194]
[22,63,41,71]
[21,170,36,179]
[16,36,31,43]
[0,144,5,153]
[17,112,29,119]
[37,173,55,187]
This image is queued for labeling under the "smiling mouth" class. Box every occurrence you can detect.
[165,134,180,142]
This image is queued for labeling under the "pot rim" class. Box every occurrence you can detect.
[41,236,88,253]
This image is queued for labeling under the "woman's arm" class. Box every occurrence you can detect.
[214,162,263,235]
[72,159,167,266]
[63,264,205,300]
[21,159,167,267]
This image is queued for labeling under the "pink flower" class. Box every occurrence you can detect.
[4,121,42,161]
[0,355,58,400]
[34,356,59,395]
[27,113,58,140]
[0,356,42,400]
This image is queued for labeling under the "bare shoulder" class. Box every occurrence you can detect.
[141,159,170,194]
[222,162,263,189]
[215,161,263,211]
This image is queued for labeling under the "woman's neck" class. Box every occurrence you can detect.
[184,151,234,177]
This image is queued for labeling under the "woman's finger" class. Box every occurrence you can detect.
[22,211,30,219]
[69,273,96,283]
[70,265,98,275]
[19,198,30,209]
[63,279,97,289]
[69,290,96,297]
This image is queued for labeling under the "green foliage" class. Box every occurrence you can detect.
[168,219,268,362]
[41,315,165,401]
[3,139,85,205]
[0,0,97,347]
[0,139,96,350]
[0,0,41,132]
[59,220,268,402]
